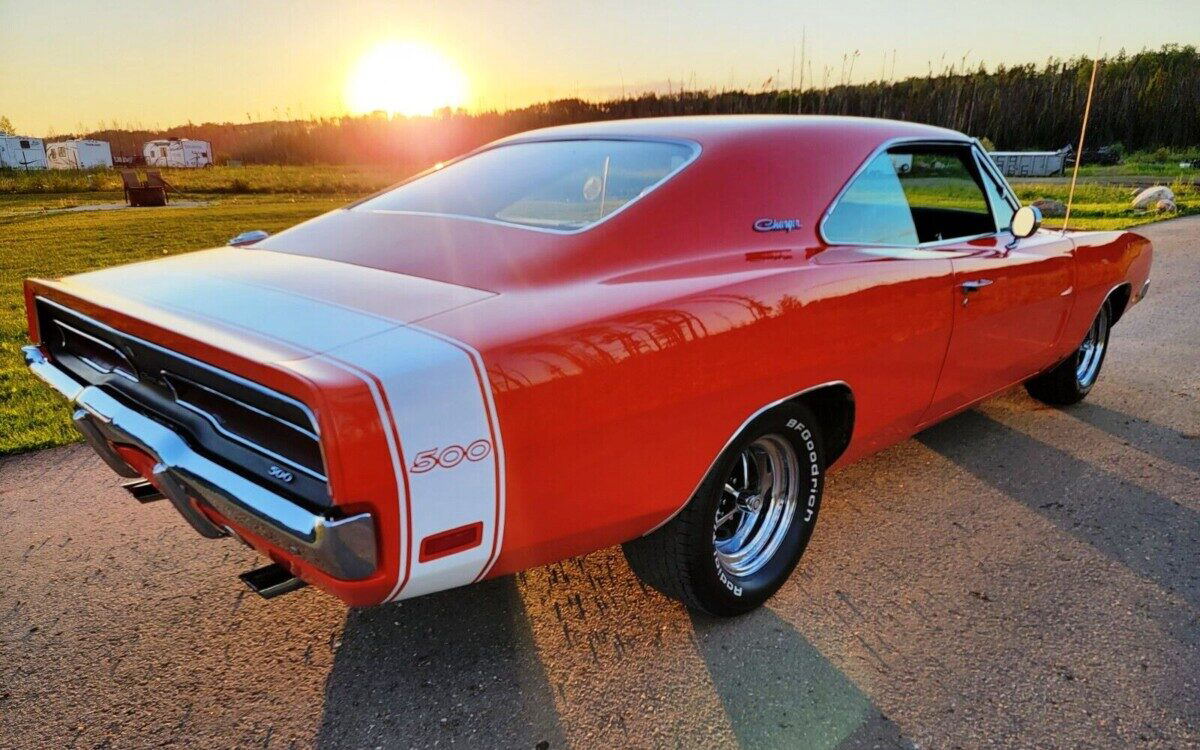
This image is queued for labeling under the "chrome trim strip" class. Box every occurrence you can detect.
[52,319,139,382]
[23,345,377,580]
[817,135,1009,250]
[162,370,327,482]
[970,139,1022,214]
[164,371,318,441]
[644,380,853,535]
[357,137,703,236]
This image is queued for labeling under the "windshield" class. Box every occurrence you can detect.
[355,139,698,231]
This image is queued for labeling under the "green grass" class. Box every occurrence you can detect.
[1,170,1194,455]
[0,192,353,454]
[1010,179,1198,228]
[1077,163,1200,178]
[895,178,1196,228]
[0,164,416,195]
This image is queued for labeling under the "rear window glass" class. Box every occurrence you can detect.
[356,139,697,231]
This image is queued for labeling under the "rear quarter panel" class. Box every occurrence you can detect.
[427,246,956,576]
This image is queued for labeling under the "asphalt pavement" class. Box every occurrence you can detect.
[2,217,1197,749]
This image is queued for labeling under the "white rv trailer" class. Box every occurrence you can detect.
[46,139,114,169]
[0,135,48,169]
[143,138,213,168]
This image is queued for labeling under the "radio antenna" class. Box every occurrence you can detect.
[1062,52,1101,233]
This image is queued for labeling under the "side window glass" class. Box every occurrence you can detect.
[890,147,994,243]
[977,155,1016,231]
[823,152,918,246]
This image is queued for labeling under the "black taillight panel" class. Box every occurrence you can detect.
[36,298,332,510]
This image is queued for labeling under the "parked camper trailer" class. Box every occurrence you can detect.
[143,138,212,168]
[46,139,114,170]
[0,135,48,169]
[988,146,1072,178]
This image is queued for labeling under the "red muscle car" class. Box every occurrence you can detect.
[23,116,1152,615]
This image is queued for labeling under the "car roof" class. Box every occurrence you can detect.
[490,115,969,150]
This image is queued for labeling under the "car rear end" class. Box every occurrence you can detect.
[20,248,490,606]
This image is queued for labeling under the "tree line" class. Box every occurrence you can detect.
[53,45,1200,166]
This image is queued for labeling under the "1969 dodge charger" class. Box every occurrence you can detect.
[24,116,1152,615]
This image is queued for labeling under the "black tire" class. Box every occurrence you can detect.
[622,402,825,616]
[1025,300,1112,406]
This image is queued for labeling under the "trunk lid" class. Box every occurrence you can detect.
[38,247,495,361]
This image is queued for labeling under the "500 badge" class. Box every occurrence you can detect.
[409,439,493,473]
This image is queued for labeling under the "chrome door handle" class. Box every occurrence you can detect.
[961,279,994,292]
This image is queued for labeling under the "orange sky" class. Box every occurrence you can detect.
[1,0,1197,136]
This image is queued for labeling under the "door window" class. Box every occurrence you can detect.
[889,146,994,243]
[824,143,1001,247]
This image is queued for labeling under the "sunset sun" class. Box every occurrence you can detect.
[347,41,468,116]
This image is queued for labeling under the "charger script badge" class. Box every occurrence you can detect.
[753,218,802,232]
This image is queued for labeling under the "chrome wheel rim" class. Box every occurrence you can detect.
[713,435,799,577]
[1075,308,1108,388]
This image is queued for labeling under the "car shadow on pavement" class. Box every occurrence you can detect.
[917,409,1200,618]
[314,558,913,749]
[690,607,914,749]
[1068,401,1200,472]
[314,576,567,749]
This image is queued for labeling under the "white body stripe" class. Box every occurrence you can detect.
[413,325,506,583]
[97,272,397,351]
[69,255,505,599]
[333,328,502,599]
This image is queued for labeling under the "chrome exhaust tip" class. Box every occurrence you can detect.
[239,563,308,599]
[121,479,165,503]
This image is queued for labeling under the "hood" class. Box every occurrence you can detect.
[42,247,495,360]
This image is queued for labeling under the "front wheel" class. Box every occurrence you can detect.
[1025,300,1111,406]
[622,402,825,616]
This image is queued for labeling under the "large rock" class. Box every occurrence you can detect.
[1132,185,1175,210]
[1032,198,1066,217]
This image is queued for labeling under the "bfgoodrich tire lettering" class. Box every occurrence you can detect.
[623,402,825,616]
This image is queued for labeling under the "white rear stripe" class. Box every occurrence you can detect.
[411,325,506,582]
[330,328,499,599]
[74,268,396,352]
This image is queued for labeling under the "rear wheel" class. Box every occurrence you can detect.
[1025,300,1111,406]
[622,402,824,616]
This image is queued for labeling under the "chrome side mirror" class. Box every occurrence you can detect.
[1007,205,1042,249]
[1012,205,1042,238]
[228,229,269,247]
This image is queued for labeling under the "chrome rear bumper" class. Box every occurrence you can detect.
[23,345,377,580]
